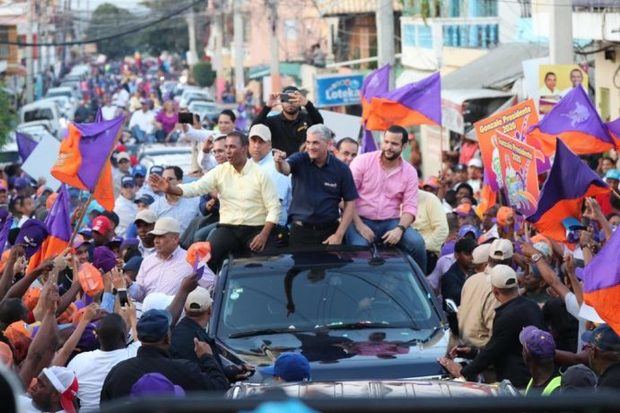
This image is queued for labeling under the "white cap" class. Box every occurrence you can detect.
[248,124,271,142]
[184,286,213,313]
[489,238,514,260]
[134,209,157,224]
[488,264,518,289]
[142,292,174,313]
[467,158,483,168]
[116,152,130,162]
[149,217,181,235]
[472,244,491,265]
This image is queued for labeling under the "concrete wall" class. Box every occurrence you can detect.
[594,45,620,121]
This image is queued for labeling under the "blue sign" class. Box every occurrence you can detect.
[315,73,364,108]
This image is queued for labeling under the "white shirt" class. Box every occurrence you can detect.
[130,247,194,301]
[67,342,140,412]
[252,152,291,226]
[467,178,481,194]
[138,239,155,257]
[129,110,156,134]
[101,105,117,120]
[112,89,130,109]
[183,125,215,143]
[114,195,138,236]
[198,151,218,173]
[151,195,200,234]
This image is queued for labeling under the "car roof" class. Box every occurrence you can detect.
[47,87,73,93]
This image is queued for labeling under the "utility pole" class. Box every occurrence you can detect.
[25,0,34,103]
[268,0,280,94]
[376,0,395,89]
[233,0,244,102]
[212,1,224,101]
[186,7,198,66]
[548,0,573,64]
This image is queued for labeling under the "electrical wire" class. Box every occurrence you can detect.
[0,0,204,47]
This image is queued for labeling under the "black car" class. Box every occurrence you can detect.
[209,246,450,382]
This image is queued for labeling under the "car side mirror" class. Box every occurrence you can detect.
[445,299,458,314]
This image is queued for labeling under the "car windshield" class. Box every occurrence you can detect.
[24,108,53,122]
[217,263,438,339]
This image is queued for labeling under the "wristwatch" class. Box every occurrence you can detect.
[396,225,407,233]
[531,253,543,263]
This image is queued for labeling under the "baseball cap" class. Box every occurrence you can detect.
[261,352,311,382]
[93,246,117,273]
[72,234,89,249]
[149,217,181,236]
[120,237,139,249]
[282,85,300,94]
[604,169,620,181]
[472,243,491,265]
[489,238,514,260]
[15,220,48,259]
[488,264,518,289]
[149,165,164,176]
[131,372,185,398]
[134,194,155,206]
[137,309,172,343]
[422,176,440,189]
[134,209,157,224]
[458,224,480,240]
[454,203,474,217]
[121,176,135,188]
[184,287,213,313]
[42,366,78,413]
[248,124,272,142]
[561,364,598,392]
[92,215,113,235]
[519,326,556,359]
[14,177,31,190]
[123,256,143,274]
[582,324,620,352]
[467,158,483,168]
[116,152,130,163]
[132,165,147,177]
[142,293,174,313]
[452,164,467,172]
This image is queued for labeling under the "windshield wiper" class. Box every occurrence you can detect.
[321,321,413,330]
[228,327,306,339]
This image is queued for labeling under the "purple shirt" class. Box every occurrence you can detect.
[349,151,418,220]
[155,110,178,134]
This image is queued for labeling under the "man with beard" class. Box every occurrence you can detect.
[345,125,426,271]
[253,86,323,156]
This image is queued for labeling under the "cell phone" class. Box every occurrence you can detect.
[178,112,194,124]
[279,93,291,103]
[118,289,129,307]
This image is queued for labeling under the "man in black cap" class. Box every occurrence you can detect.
[585,324,620,390]
[100,309,228,402]
[253,86,324,156]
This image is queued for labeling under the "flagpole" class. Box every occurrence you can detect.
[68,117,126,246]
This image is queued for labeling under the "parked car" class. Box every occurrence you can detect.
[210,247,449,383]
[41,95,74,120]
[138,144,193,178]
[19,100,64,136]
[179,89,212,108]
[46,86,78,104]
[227,379,519,399]
[188,100,220,124]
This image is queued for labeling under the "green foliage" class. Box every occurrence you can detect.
[86,3,139,59]
[192,62,216,87]
[0,86,16,148]
[139,0,190,55]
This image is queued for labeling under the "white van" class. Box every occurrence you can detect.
[19,100,64,136]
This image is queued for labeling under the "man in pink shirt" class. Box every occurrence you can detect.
[346,125,426,271]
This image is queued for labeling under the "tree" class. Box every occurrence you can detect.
[86,3,139,59]
[0,85,16,148]
[139,0,193,55]
[192,62,216,87]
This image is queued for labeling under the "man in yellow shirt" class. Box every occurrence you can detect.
[412,190,448,274]
[149,132,281,271]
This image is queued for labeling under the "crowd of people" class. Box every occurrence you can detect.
[0,58,619,411]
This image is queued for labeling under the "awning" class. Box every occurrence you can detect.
[315,0,402,16]
[248,63,302,81]
[441,43,549,91]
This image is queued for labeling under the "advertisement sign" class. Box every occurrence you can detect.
[476,100,548,195]
[21,134,61,191]
[315,73,364,108]
[538,64,589,114]
[319,110,362,142]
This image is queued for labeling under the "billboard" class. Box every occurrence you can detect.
[314,73,364,108]
[538,64,589,114]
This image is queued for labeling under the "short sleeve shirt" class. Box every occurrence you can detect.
[287,152,358,224]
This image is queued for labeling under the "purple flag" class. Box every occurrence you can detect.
[361,64,391,101]
[0,214,13,251]
[583,227,620,294]
[380,72,442,125]
[44,184,72,242]
[16,132,37,162]
[75,116,125,190]
[94,107,103,123]
[607,117,620,146]
[360,128,377,154]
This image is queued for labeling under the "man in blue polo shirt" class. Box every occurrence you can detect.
[274,124,358,246]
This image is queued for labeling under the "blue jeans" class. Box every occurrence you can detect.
[131,125,156,143]
[346,218,427,272]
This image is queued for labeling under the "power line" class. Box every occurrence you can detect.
[0,0,205,47]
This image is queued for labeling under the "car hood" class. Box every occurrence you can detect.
[217,327,449,382]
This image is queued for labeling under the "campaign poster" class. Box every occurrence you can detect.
[476,99,548,193]
[538,64,589,115]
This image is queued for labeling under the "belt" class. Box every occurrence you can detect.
[293,221,338,230]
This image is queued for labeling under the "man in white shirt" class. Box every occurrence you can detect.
[114,176,138,237]
[112,85,130,110]
[248,124,291,226]
[100,94,118,120]
[150,166,199,234]
[129,99,156,143]
[467,158,483,194]
[67,313,140,412]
